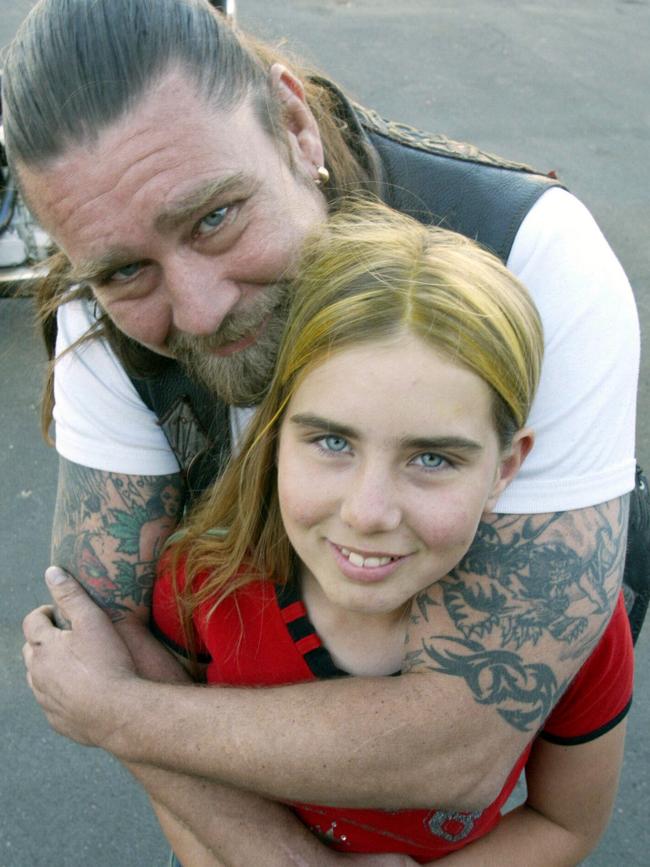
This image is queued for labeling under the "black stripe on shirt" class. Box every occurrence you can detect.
[149,617,212,665]
[275,580,349,679]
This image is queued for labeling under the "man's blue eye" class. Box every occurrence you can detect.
[111,262,141,281]
[198,206,229,233]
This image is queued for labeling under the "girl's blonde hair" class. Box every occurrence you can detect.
[167,199,543,654]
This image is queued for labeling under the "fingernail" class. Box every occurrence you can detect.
[45,567,67,585]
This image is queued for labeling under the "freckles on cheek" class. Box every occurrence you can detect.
[418,501,479,549]
[279,485,320,527]
[278,462,331,530]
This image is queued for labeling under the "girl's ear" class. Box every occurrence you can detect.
[268,63,325,174]
[483,428,535,515]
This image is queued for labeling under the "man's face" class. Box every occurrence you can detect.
[19,71,328,404]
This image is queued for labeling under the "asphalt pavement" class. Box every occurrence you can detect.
[1,1,648,865]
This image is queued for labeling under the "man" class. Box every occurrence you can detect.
[8,0,639,863]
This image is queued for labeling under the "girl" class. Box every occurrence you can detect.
[150,202,632,864]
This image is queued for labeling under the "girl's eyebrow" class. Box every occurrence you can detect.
[400,436,483,453]
[289,413,357,439]
[289,413,483,453]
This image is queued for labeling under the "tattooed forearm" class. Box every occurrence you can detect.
[404,497,629,732]
[404,634,567,732]
[51,457,186,623]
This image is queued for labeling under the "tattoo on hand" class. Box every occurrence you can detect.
[405,499,629,731]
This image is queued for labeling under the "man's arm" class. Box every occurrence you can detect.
[25,498,628,813]
[403,499,629,731]
[130,763,414,867]
[51,455,186,678]
[110,499,629,810]
[113,623,380,867]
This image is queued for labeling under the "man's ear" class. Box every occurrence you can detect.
[268,63,324,175]
[483,428,535,515]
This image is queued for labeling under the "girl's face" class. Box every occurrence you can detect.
[277,332,532,624]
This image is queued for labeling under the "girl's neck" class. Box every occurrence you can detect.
[299,569,409,677]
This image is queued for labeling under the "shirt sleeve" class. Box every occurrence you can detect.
[540,594,634,744]
[495,187,639,514]
[53,298,181,475]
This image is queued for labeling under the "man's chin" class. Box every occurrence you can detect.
[177,350,276,407]
[168,290,289,405]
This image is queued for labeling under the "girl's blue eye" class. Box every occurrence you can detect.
[319,435,349,453]
[413,453,447,470]
[198,205,229,233]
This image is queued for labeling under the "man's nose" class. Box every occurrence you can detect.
[164,256,242,336]
[339,465,402,534]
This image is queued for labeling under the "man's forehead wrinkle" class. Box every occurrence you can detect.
[112,140,187,192]
[36,142,165,234]
[50,176,123,238]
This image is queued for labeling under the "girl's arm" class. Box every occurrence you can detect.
[431,721,627,866]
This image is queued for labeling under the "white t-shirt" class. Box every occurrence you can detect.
[53,188,640,514]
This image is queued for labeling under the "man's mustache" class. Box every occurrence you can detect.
[168,313,265,354]
[166,284,289,355]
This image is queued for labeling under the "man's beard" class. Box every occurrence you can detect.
[167,283,290,406]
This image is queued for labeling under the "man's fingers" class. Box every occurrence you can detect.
[44,566,108,627]
[22,640,32,668]
[22,641,36,689]
[22,604,57,644]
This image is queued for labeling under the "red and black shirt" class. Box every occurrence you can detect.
[152,563,633,861]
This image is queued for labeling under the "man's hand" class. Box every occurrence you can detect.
[24,574,406,867]
[22,567,139,746]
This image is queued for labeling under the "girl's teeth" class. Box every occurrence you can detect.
[340,547,394,568]
[363,556,391,568]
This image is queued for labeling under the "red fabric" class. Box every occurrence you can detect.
[152,563,633,862]
[543,594,633,740]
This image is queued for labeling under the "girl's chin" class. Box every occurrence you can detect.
[327,589,411,624]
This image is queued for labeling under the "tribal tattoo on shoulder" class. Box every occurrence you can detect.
[403,497,630,732]
[52,459,185,622]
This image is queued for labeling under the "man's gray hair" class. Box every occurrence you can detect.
[1,0,266,166]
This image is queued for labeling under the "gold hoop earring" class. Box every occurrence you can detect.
[314,165,330,186]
